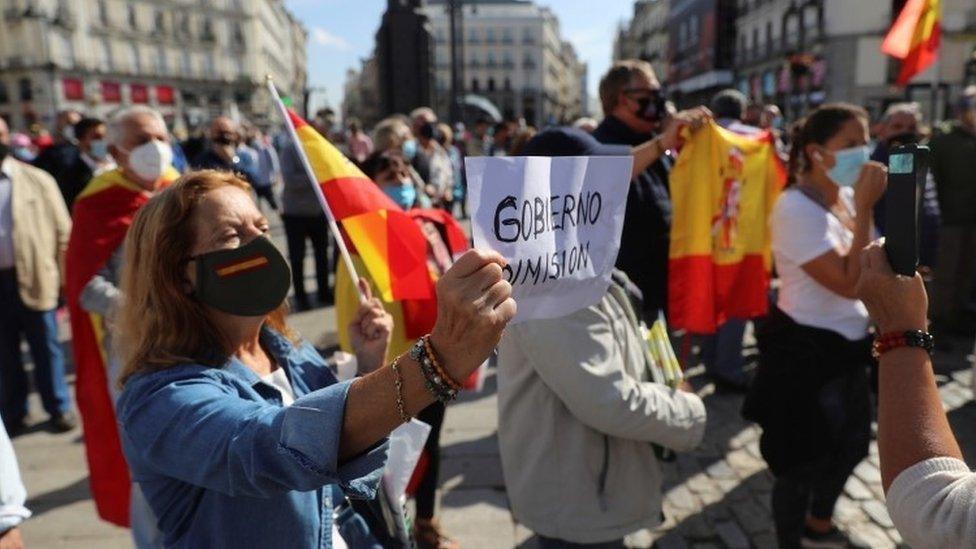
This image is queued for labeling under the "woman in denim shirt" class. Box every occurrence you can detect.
[114,170,515,548]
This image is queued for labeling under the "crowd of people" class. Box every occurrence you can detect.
[0,56,975,549]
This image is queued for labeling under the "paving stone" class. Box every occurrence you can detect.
[729,499,771,534]
[833,496,868,525]
[714,521,750,549]
[853,461,881,485]
[652,531,689,549]
[665,485,699,512]
[844,476,874,500]
[863,499,894,529]
[848,522,895,549]
[750,531,778,549]
[704,460,737,480]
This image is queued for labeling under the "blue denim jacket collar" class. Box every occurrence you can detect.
[218,327,312,403]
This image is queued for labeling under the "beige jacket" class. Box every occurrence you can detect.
[497,279,707,543]
[5,158,71,311]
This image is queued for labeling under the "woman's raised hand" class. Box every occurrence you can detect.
[429,249,517,382]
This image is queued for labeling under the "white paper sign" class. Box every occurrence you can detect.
[465,156,633,323]
[383,419,431,508]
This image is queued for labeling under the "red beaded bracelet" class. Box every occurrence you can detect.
[872,330,935,359]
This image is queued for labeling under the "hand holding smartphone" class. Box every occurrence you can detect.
[884,144,929,276]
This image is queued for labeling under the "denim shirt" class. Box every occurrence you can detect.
[116,328,389,548]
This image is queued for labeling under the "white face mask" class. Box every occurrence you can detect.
[123,140,172,183]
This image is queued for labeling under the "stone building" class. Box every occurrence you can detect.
[0,0,307,133]
[420,0,587,125]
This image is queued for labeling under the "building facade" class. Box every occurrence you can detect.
[613,0,671,85]
[421,0,587,126]
[668,0,737,108]
[735,0,976,121]
[0,0,307,133]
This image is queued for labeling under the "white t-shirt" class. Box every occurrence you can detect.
[770,188,870,341]
[259,368,347,549]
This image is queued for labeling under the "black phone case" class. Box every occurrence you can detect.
[884,144,928,276]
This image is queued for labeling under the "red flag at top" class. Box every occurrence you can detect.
[881,0,941,86]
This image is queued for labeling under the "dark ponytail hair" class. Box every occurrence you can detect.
[786,102,869,186]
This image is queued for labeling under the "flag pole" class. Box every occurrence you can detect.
[265,76,367,304]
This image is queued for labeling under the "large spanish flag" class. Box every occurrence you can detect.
[668,123,785,334]
[881,0,941,86]
[65,167,179,526]
[286,109,432,302]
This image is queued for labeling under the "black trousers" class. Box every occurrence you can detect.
[770,367,871,548]
[253,185,279,211]
[414,401,446,519]
[281,214,331,302]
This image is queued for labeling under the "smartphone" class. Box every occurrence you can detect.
[884,144,929,276]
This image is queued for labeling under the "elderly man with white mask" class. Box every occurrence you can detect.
[65,105,181,547]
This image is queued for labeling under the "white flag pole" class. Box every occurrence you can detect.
[265,76,366,304]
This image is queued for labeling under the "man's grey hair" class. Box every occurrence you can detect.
[106,105,167,146]
[882,102,921,123]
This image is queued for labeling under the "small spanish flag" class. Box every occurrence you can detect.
[284,109,431,302]
[881,0,941,86]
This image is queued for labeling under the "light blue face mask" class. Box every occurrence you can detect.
[401,139,418,160]
[827,145,871,187]
[383,180,417,209]
[89,139,109,161]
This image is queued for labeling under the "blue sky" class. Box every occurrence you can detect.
[284,0,636,115]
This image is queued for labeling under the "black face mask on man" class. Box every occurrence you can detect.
[634,92,669,123]
[191,236,292,317]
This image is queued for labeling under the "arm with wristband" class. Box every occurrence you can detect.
[856,241,974,549]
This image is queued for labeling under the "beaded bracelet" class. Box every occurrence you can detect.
[422,335,462,391]
[410,338,458,402]
[390,356,411,423]
[872,330,935,359]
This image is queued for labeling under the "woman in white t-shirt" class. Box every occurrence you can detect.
[743,103,887,549]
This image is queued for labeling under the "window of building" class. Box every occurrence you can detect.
[766,21,773,55]
[678,21,687,51]
[502,28,513,44]
[752,27,759,59]
[18,78,32,102]
[487,51,495,67]
[98,0,109,26]
[155,10,166,33]
[203,53,215,75]
[156,45,167,74]
[0,82,9,104]
[503,77,511,90]
[738,34,747,62]
[56,32,75,67]
[486,28,495,43]
[689,15,698,46]
[130,43,141,72]
[127,4,138,29]
[100,38,113,71]
[488,77,495,91]
[471,78,480,92]
[202,18,215,42]
[232,23,244,46]
[467,28,478,43]
[181,51,193,75]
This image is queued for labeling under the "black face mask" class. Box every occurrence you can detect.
[886,131,920,147]
[634,92,668,123]
[213,135,237,146]
[191,236,291,317]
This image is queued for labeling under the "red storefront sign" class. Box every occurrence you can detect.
[62,78,84,101]
[156,85,174,105]
[131,84,148,104]
[101,81,121,103]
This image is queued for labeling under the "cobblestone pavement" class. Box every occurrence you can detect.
[11,213,976,547]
